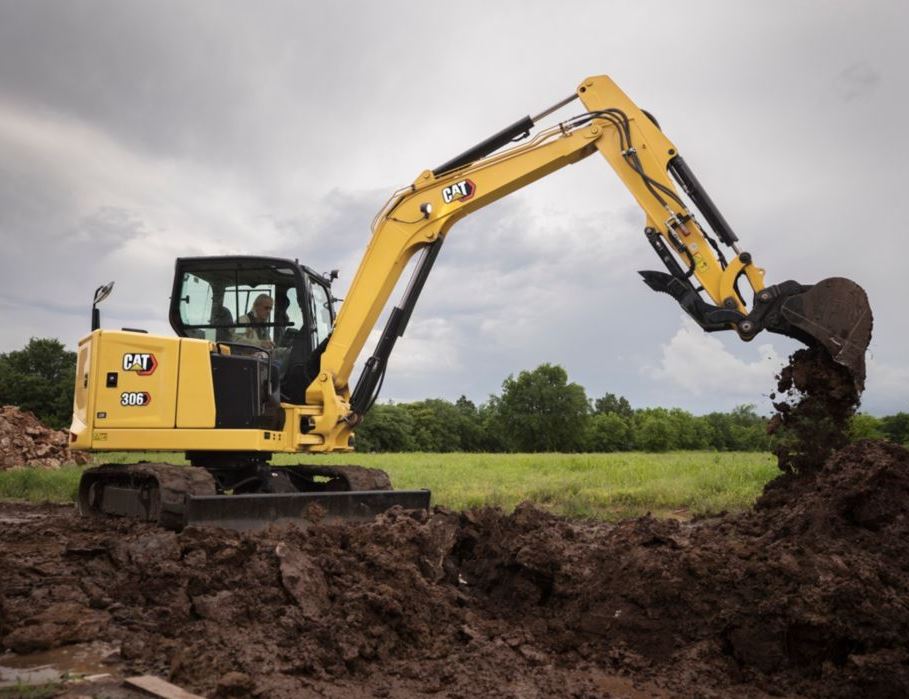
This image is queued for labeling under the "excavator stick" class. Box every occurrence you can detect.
[763,277,873,389]
[78,463,431,532]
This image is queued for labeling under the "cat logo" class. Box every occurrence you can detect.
[122,353,158,376]
[441,179,476,204]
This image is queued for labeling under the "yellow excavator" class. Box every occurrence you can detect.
[70,75,872,530]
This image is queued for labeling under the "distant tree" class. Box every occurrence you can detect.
[584,412,633,452]
[593,392,633,419]
[849,413,886,442]
[0,338,76,428]
[634,412,673,452]
[728,404,770,451]
[352,403,416,452]
[454,395,485,452]
[667,408,713,450]
[497,364,589,452]
[477,397,509,452]
[403,399,463,452]
[702,404,769,451]
[880,413,909,445]
[703,411,734,450]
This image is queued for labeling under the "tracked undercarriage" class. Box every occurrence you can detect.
[78,462,430,531]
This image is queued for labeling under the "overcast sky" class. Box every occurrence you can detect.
[1,0,907,415]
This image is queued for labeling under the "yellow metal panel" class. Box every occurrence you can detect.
[73,336,91,422]
[89,405,322,451]
[69,332,97,449]
[93,331,181,429]
[579,76,731,307]
[90,428,289,452]
[176,339,216,428]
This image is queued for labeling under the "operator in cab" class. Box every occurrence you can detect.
[237,293,275,349]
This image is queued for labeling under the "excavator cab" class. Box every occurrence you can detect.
[169,256,335,408]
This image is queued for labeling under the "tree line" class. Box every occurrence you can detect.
[1,339,907,450]
[354,363,909,453]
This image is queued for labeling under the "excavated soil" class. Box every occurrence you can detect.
[767,348,860,474]
[0,406,91,470]
[2,440,909,698]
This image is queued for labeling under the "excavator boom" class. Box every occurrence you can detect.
[305,75,872,451]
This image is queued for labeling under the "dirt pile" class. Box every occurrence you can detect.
[0,405,91,470]
[767,347,860,474]
[2,440,908,698]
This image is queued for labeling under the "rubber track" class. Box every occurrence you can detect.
[287,464,393,491]
[79,463,217,529]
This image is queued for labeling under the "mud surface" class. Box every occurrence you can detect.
[768,348,860,474]
[2,441,908,698]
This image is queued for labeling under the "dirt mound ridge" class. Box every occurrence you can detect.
[0,405,91,469]
[2,441,908,697]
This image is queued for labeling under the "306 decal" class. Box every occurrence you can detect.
[120,391,151,407]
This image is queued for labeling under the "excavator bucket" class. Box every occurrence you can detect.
[771,277,873,389]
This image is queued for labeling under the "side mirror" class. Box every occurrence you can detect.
[92,281,115,331]
[93,282,114,305]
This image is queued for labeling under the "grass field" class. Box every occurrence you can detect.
[0,451,778,520]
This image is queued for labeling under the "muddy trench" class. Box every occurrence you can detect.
[2,349,908,698]
[1,437,908,698]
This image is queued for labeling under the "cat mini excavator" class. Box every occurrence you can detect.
[71,74,872,530]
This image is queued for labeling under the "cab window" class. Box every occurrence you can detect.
[225,285,275,325]
[277,287,305,348]
[174,264,303,347]
[308,280,333,346]
[178,273,216,340]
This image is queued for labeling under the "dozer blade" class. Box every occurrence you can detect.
[183,490,431,531]
[79,463,431,532]
[775,277,873,389]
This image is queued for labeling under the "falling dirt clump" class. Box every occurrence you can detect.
[767,347,860,474]
[0,405,91,469]
[3,440,909,698]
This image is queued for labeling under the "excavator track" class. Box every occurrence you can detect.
[78,463,218,530]
[282,464,393,492]
[78,463,430,532]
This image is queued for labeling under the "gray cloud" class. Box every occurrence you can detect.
[836,62,882,102]
[1,0,907,416]
[70,206,149,248]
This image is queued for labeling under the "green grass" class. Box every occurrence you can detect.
[308,451,777,519]
[0,451,778,521]
[0,466,83,503]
